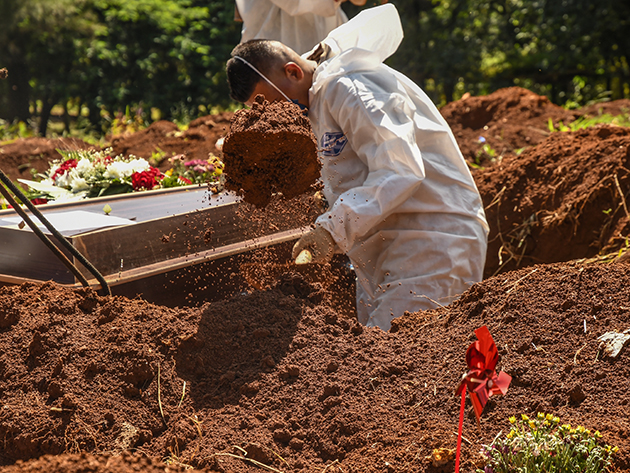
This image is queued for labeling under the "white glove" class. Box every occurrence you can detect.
[292,226,335,264]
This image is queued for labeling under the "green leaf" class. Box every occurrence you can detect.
[97,183,133,196]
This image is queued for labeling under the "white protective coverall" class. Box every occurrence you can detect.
[307,4,489,330]
[235,0,348,55]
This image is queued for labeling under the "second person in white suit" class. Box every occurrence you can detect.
[235,0,367,55]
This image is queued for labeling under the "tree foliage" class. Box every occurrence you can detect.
[0,0,240,134]
[82,0,239,122]
[0,0,628,135]
[389,0,630,106]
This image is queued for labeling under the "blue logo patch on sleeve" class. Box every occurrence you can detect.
[320,132,348,157]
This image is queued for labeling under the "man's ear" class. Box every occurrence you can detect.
[284,62,304,81]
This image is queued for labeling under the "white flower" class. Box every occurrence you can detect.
[128,158,150,174]
[76,158,93,174]
[104,158,150,180]
[104,161,128,180]
[70,177,89,192]
[55,172,71,188]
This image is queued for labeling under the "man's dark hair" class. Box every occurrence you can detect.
[227,40,281,103]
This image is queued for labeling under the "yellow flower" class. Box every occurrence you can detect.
[529,421,536,430]
[165,168,174,177]
[613,446,619,453]
[594,431,603,438]
[577,426,585,433]
[509,416,517,424]
[507,430,515,439]
[552,417,560,424]
[545,413,553,421]
[537,412,545,419]
[521,414,529,421]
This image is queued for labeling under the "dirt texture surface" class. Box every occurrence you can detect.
[1,87,630,472]
[0,113,232,183]
[0,263,629,473]
[0,452,190,473]
[108,112,233,172]
[476,125,630,277]
[222,95,320,207]
[0,137,94,182]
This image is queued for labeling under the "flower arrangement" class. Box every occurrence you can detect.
[478,413,617,473]
[18,148,224,203]
[161,154,224,188]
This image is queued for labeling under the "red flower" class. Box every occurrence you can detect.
[51,159,78,180]
[4,197,48,209]
[132,167,161,190]
[178,176,192,185]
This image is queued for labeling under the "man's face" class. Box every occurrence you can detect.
[245,81,287,107]
[243,60,313,109]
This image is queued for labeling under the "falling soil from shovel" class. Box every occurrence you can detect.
[221,95,321,208]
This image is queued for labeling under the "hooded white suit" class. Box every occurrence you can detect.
[235,0,348,55]
[307,4,489,330]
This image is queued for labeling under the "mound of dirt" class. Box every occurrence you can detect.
[476,125,630,278]
[222,95,320,207]
[582,99,630,118]
[0,452,190,473]
[441,87,577,167]
[2,87,630,473]
[0,261,629,472]
[108,112,233,171]
[0,137,94,182]
[0,113,233,184]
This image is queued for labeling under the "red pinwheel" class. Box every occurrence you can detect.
[454,326,511,473]
[456,325,512,421]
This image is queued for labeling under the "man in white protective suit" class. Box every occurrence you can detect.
[226,4,489,330]
[235,0,368,56]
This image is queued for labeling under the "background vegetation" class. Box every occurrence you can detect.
[0,0,628,138]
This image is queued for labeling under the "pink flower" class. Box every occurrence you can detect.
[184,159,207,167]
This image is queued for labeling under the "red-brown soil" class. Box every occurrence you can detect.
[222,96,320,208]
[108,112,234,171]
[0,137,94,182]
[440,87,576,167]
[0,113,232,183]
[0,262,629,472]
[0,452,191,473]
[1,87,630,472]
[475,125,630,278]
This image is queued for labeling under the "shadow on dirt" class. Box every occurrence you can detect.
[174,272,324,409]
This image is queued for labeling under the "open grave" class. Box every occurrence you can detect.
[0,87,629,472]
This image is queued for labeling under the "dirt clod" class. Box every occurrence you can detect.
[222,95,320,207]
